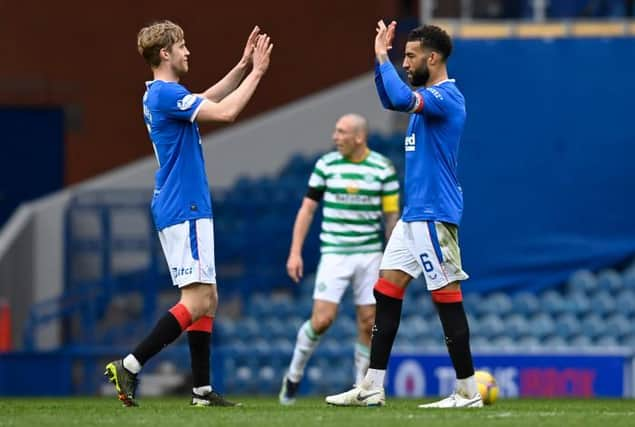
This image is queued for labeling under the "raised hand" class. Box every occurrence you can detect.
[375,20,397,61]
[252,33,273,74]
[239,25,261,67]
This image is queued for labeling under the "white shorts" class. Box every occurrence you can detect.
[158,218,216,288]
[313,252,382,306]
[380,220,469,291]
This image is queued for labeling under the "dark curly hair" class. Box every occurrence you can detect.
[407,25,452,60]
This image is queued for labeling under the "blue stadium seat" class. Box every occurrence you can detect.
[615,290,635,316]
[294,299,314,318]
[406,281,426,299]
[401,299,418,317]
[232,365,255,394]
[621,334,635,347]
[516,335,541,350]
[580,314,605,339]
[596,269,623,294]
[285,314,303,328]
[331,316,357,340]
[568,291,591,316]
[588,290,614,317]
[326,366,353,391]
[477,313,505,339]
[258,365,280,394]
[462,292,482,315]
[568,334,593,347]
[528,313,555,339]
[421,337,445,350]
[504,314,530,339]
[511,292,540,316]
[270,295,295,318]
[225,337,247,348]
[470,336,491,351]
[214,319,237,343]
[234,318,260,341]
[263,318,287,339]
[393,333,412,349]
[466,314,479,334]
[540,290,568,315]
[487,293,513,316]
[470,297,494,318]
[604,314,631,339]
[306,366,331,394]
[542,335,568,349]
[566,269,598,294]
[252,338,274,356]
[554,313,581,339]
[397,316,419,341]
[409,315,435,340]
[418,293,435,316]
[426,318,445,341]
[320,339,349,356]
[298,275,316,297]
[622,269,635,291]
[247,294,270,317]
[273,337,295,355]
[491,336,517,350]
[594,335,620,347]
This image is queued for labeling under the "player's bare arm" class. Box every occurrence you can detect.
[196,33,273,123]
[383,212,399,241]
[286,197,318,283]
[375,20,396,64]
[198,26,261,102]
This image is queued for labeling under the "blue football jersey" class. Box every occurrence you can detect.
[143,80,212,230]
[375,61,466,225]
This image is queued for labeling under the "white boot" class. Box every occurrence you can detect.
[418,391,483,408]
[325,384,385,407]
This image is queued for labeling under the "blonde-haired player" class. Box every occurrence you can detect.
[104,20,272,407]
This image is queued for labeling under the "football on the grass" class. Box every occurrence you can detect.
[475,370,499,405]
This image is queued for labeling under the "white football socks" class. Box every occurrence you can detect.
[123,354,141,374]
[363,368,386,390]
[457,375,479,398]
[354,342,370,386]
[287,320,321,383]
[193,385,212,395]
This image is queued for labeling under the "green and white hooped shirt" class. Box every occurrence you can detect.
[309,150,400,254]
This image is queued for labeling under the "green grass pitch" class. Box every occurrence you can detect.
[1,397,634,427]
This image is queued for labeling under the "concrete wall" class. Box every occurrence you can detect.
[0,0,403,184]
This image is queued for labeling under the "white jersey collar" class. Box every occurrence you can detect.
[433,78,456,86]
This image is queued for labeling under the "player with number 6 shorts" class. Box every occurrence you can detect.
[325,21,482,409]
[279,113,400,405]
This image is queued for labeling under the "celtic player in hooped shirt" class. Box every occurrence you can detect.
[326,22,482,408]
[104,20,272,408]
[279,114,400,405]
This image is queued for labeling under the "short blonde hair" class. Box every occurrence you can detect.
[137,20,184,67]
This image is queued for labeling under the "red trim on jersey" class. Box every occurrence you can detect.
[411,91,425,113]
[169,303,193,330]
[187,315,213,333]
[374,277,406,300]
[431,289,463,303]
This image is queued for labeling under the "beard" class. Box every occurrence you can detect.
[408,64,430,87]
